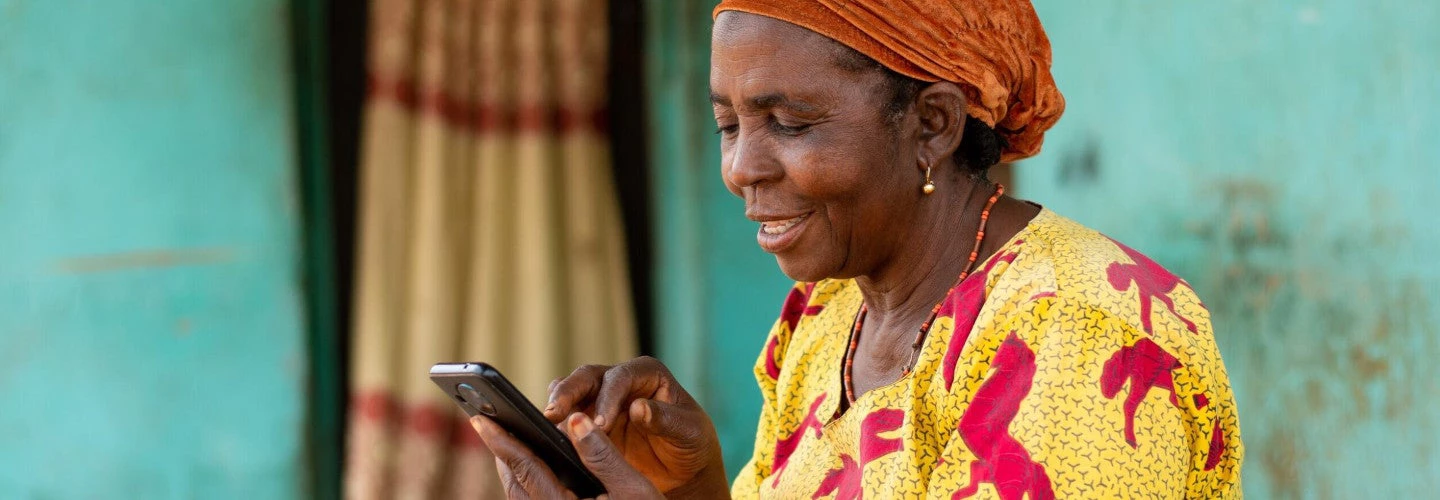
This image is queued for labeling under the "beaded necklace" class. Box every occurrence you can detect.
[842,183,1005,404]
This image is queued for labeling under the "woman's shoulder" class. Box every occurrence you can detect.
[1012,209,1211,337]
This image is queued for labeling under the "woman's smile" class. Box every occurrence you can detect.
[754,211,812,253]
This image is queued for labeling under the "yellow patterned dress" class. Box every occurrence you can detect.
[730,209,1243,499]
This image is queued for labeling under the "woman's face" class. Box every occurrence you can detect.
[711,12,924,282]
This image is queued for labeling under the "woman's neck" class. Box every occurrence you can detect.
[853,179,994,323]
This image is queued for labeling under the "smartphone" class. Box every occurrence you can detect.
[429,362,606,497]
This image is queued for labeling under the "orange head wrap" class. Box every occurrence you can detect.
[714,0,1065,162]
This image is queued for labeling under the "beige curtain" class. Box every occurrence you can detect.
[344,0,637,497]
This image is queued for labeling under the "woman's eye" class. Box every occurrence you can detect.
[715,124,739,136]
[771,120,812,135]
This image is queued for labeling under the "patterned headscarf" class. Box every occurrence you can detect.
[714,0,1065,162]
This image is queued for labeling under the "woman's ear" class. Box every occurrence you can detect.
[913,82,968,171]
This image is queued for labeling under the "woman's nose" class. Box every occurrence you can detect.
[724,130,783,189]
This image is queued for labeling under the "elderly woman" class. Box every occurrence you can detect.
[471,1,1243,498]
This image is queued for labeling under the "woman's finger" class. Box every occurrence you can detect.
[562,413,663,499]
[492,458,530,500]
[593,357,667,430]
[471,416,575,500]
[629,398,706,445]
[545,364,609,422]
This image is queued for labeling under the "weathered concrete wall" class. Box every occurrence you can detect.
[1024,1,1440,497]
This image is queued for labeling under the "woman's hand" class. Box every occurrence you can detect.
[472,412,662,499]
[543,356,729,497]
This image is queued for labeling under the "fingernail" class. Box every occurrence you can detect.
[543,403,555,413]
[592,414,606,429]
[469,416,484,433]
[570,413,595,436]
[636,399,652,422]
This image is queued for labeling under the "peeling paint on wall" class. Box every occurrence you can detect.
[54,247,239,274]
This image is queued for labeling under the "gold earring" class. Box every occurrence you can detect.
[922,167,936,194]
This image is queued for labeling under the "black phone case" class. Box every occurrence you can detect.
[429,362,606,497]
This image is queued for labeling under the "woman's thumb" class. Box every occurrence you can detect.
[564,413,657,496]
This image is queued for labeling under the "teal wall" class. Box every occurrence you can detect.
[0,1,309,498]
[1023,1,1440,497]
[649,0,1440,495]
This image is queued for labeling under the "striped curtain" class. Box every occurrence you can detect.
[344,0,637,498]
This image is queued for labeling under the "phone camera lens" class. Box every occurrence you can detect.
[457,383,499,417]
[458,383,481,402]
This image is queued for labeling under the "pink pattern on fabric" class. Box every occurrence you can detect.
[1100,338,1183,447]
[940,249,1021,391]
[779,284,824,332]
[763,335,784,380]
[1206,419,1226,471]
[770,284,824,379]
[859,408,905,465]
[1105,239,1198,334]
[772,394,827,486]
[953,332,1054,500]
[812,454,863,500]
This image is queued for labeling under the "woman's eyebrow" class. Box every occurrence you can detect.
[709,91,821,114]
[709,91,731,107]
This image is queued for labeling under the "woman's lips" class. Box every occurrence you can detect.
[756,213,811,253]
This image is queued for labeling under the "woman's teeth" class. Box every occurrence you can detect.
[762,214,809,235]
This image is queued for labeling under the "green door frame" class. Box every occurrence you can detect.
[289,0,343,498]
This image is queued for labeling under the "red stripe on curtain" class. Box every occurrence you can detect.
[368,75,609,134]
[353,390,485,446]
[346,0,636,497]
